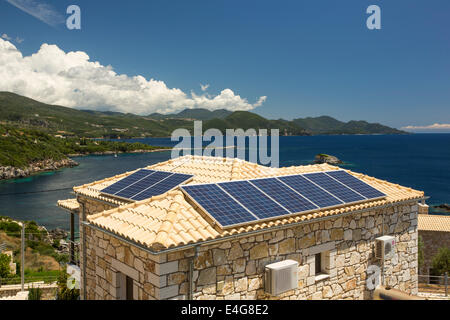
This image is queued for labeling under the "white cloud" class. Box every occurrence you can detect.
[6,0,65,27]
[200,83,209,91]
[0,39,266,114]
[401,123,450,130]
[2,34,24,44]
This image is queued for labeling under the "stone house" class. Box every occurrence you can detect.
[57,155,425,300]
[418,213,450,275]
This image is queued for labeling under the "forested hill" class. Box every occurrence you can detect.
[0,92,406,137]
[293,116,406,135]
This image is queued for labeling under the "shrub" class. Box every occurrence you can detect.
[431,247,450,276]
[52,239,60,248]
[0,220,21,235]
[0,253,11,278]
[28,286,42,300]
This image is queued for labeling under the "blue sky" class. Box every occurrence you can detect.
[0,0,449,131]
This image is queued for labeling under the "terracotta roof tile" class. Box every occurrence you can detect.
[418,214,450,232]
[57,198,80,212]
[77,155,425,251]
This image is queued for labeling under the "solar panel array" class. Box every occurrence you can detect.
[101,169,193,201]
[181,170,386,228]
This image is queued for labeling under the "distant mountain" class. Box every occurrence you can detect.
[0,92,406,137]
[293,116,407,135]
[203,112,308,136]
[149,108,232,120]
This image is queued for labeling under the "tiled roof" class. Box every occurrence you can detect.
[73,155,338,200]
[418,214,450,232]
[82,155,425,251]
[57,198,80,213]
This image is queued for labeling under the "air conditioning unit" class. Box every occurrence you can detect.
[265,260,298,296]
[375,235,396,260]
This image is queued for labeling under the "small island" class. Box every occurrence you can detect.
[433,204,450,213]
[314,154,343,165]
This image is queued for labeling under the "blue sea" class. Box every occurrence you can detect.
[0,134,449,230]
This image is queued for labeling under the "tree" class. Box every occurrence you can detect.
[0,253,11,278]
[431,247,450,276]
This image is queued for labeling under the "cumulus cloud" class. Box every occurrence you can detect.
[0,39,266,114]
[1,34,12,41]
[6,0,65,27]
[200,83,209,91]
[401,123,450,130]
[15,37,24,44]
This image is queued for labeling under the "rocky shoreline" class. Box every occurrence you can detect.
[0,148,172,181]
[314,154,343,165]
[0,158,79,181]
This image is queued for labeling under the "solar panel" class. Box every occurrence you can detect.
[303,172,365,203]
[101,170,193,201]
[131,173,193,201]
[181,184,257,227]
[180,171,386,229]
[101,169,155,195]
[249,178,318,213]
[325,170,386,199]
[218,181,290,219]
[114,171,172,199]
[278,175,344,208]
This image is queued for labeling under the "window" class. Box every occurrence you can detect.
[126,276,134,300]
[314,251,331,282]
[315,253,322,275]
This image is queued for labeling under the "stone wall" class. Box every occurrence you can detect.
[83,226,179,300]
[0,283,57,299]
[419,230,450,274]
[78,196,118,299]
[79,197,117,216]
[82,201,419,300]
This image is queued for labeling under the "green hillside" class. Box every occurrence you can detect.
[0,92,307,137]
[202,112,308,135]
[0,92,192,138]
[148,108,231,120]
[293,116,406,135]
[0,92,406,138]
[0,125,164,168]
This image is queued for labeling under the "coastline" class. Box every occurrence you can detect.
[66,147,171,157]
[0,148,172,181]
[0,158,79,181]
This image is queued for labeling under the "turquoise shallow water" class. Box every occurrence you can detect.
[0,134,449,230]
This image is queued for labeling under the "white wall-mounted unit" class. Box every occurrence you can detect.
[375,235,396,260]
[264,259,298,296]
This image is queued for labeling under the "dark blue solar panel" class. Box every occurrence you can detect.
[278,175,343,208]
[250,178,318,213]
[115,171,172,199]
[182,184,257,227]
[303,172,365,203]
[131,173,193,200]
[101,169,155,195]
[218,181,289,219]
[325,171,386,199]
